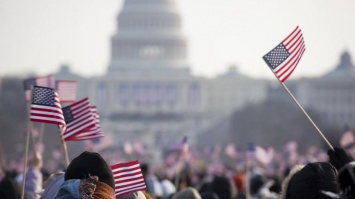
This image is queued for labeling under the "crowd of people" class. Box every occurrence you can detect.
[0,142,355,199]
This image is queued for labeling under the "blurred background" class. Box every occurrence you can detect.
[0,0,355,170]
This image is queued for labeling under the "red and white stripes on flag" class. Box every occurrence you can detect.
[30,86,66,126]
[263,26,306,82]
[24,75,55,101]
[62,98,96,140]
[111,160,146,197]
[56,80,77,103]
[65,106,104,141]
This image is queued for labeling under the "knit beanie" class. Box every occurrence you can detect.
[65,151,115,189]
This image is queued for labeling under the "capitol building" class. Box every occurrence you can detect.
[55,0,355,148]
[57,0,267,146]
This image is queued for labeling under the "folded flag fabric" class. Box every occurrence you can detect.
[24,75,55,101]
[62,98,96,139]
[56,80,77,103]
[263,26,306,82]
[30,86,65,126]
[111,160,146,197]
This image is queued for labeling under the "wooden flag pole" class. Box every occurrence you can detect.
[21,89,34,199]
[21,121,31,199]
[279,82,333,150]
[57,126,70,167]
[268,68,334,150]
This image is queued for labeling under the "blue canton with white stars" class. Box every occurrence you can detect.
[32,86,55,106]
[262,43,290,70]
[62,106,74,124]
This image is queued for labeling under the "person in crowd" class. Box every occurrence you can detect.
[25,152,43,199]
[39,172,64,199]
[210,176,234,199]
[172,187,201,199]
[160,179,176,199]
[200,192,220,199]
[324,146,355,198]
[280,162,338,198]
[54,151,115,199]
[0,166,23,199]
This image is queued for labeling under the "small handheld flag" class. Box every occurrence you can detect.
[65,106,104,141]
[111,160,146,197]
[262,26,333,150]
[24,75,55,101]
[30,86,65,126]
[62,98,96,139]
[263,26,306,82]
[56,80,77,103]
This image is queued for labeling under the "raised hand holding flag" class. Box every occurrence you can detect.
[262,26,333,150]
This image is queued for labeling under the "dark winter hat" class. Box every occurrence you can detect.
[64,151,115,189]
[285,162,338,199]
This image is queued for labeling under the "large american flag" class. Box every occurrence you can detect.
[30,86,65,126]
[24,75,55,101]
[263,26,306,82]
[56,80,77,103]
[111,160,146,197]
[65,106,104,141]
[62,98,96,140]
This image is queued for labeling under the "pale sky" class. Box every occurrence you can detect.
[0,0,354,79]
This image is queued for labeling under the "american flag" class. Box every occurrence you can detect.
[30,86,65,126]
[24,75,55,101]
[61,98,96,140]
[263,26,306,82]
[111,160,146,197]
[171,136,189,155]
[56,80,77,103]
[65,106,104,141]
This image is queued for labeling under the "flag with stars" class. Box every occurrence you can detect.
[56,80,77,103]
[263,26,306,82]
[24,75,55,101]
[65,106,104,141]
[62,98,96,139]
[111,160,146,197]
[30,86,65,126]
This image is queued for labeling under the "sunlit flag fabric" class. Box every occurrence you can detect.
[111,160,146,197]
[30,86,65,126]
[66,106,104,141]
[24,75,55,101]
[263,26,306,82]
[56,80,77,103]
[62,98,96,140]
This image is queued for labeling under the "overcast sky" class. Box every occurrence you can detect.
[1,0,354,79]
